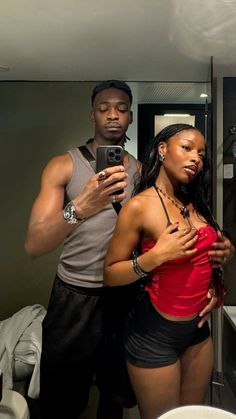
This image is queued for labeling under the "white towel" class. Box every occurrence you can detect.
[0,304,46,398]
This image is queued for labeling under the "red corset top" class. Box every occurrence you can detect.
[143,225,218,317]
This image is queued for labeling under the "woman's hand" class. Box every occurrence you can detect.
[151,224,199,265]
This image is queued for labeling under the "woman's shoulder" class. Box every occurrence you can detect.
[121,187,157,215]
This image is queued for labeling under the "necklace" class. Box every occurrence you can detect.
[155,185,190,219]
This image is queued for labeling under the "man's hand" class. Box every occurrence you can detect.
[73,165,128,219]
[198,287,218,328]
[208,231,235,268]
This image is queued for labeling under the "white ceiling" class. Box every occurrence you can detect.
[0,0,236,82]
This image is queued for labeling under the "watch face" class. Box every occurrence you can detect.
[64,203,73,219]
[63,202,78,224]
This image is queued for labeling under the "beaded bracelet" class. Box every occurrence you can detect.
[131,254,149,278]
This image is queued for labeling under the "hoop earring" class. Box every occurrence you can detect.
[159,154,165,162]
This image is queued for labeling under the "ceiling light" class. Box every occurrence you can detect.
[164,114,191,117]
[200,93,208,98]
[0,65,10,72]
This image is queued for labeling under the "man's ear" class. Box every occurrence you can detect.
[129,110,133,124]
[90,110,95,123]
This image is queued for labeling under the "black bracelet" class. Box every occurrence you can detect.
[131,255,149,278]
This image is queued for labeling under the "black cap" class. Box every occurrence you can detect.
[91,80,132,105]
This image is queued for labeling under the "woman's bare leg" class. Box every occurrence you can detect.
[127,360,181,419]
[179,336,213,405]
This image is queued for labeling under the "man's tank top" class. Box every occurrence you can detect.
[143,186,218,316]
[57,146,139,288]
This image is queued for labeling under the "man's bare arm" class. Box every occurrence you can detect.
[25,153,128,258]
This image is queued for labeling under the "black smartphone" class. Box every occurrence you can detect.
[96,145,124,194]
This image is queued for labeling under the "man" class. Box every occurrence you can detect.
[25,80,234,419]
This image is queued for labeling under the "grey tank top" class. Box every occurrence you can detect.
[57,146,140,288]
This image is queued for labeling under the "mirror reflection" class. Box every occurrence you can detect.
[1,75,235,419]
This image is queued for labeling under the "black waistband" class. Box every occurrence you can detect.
[56,274,144,298]
[56,274,105,296]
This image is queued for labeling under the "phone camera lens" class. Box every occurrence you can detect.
[108,151,115,158]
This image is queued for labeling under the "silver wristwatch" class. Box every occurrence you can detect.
[63,201,79,225]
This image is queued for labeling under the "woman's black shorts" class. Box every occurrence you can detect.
[124,292,210,368]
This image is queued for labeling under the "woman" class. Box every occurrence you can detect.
[104,123,223,419]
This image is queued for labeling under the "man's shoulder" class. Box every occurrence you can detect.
[43,153,73,181]
[48,152,72,165]
[126,151,141,172]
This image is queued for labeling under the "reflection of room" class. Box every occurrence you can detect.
[219,77,236,409]
[1,0,236,417]
[129,81,210,161]
[0,79,209,319]
[113,81,210,159]
[0,79,210,410]
[0,74,235,418]
[208,72,236,414]
[154,114,196,135]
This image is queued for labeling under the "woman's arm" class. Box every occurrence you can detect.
[104,198,146,286]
